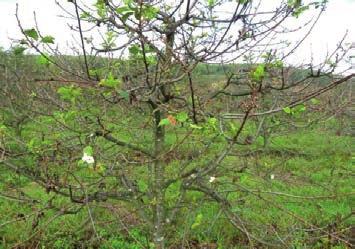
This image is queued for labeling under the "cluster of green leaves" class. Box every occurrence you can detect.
[23,28,55,44]
[101,31,117,50]
[158,112,219,136]
[158,112,189,126]
[287,0,328,18]
[16,28,55,56]
[57,85,82,103]
[86,0,159,23]
[128,44,157,65]
[94,0,107,18]
[36,54,51,66]
[282,104,306,115]
[251,64,265,82]
[115,0,159,22]
[283,98,320,116]
[90,0,159,24]
[99,72,122,88]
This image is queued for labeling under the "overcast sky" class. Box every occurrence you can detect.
[0,0,354,71]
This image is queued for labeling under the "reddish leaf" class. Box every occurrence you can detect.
[167,115,177,126]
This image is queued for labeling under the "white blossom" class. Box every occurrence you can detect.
[156,236,164,242]
[209,176,216,183]
[270,174,275,180]
[82,153,94,164]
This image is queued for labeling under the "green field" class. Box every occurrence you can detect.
[0,89,353,248]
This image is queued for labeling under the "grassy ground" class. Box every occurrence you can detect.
[0,114,352,248]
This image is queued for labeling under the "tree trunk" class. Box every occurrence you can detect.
[152,24,174,249]
[152,108,165,249]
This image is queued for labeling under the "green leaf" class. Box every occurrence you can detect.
[252,64,265,82]
[229,122,237,133]
[207,0,215,8]
[36,55,51,66]
[89,69,98,77]
[176,112,188,123]
[83,146,93,156]
[292,5,309,18]
[123,0,133,5]
[94,0,107,18]
[287,0,301,7]
[116,6,131,14]
[294,104,306,113]
[283,106,292,114]
[99,72,121,88]
[207,117,218,130]
[122,12,133,22]
[311,98,320,105]
[191,214,203,229]
[240,174,248,184]
[119,90,130,100]
[158,118,170,127]
[23,28,39,40]
[57,86,81,103]
[190,124,203,130]
[273,60,284,68]
[141,6,159,20]
[12,46,26,56]
[129,44,141,55]
[0,124,8,135]
[146,55,157,65]
[80,11,91,19]
[41,35,55,44]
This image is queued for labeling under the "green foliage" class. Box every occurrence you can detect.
[283,106,292,114]
[101,31,116,50]
[41,35,55,44]
[251,64,265,82]
[207,0,215,8]
[0,104,352,248]
[57,85,82,103]
[176,112,189,123]
[83,145,93,156]
[283,104,306,115]
[80,11,91,20]
[100,229,146,249]
[189,123,203,130]
[311,98,320,105]
[128,43,156,64]
[94,0,107,18]
[158,118,171,126]
[191,213,203,229]
[99,72,121,88]
[115,5,135,22]
[36,54,51,66]
[271,59,284,68]
[141,5,159,20]
[119,90,130,100]
[292,5,310,18]
[12,46,26,56]
[115,2,158,21]
[0,1,351,247]
[287,0,302,8]
[23,28,39,40]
